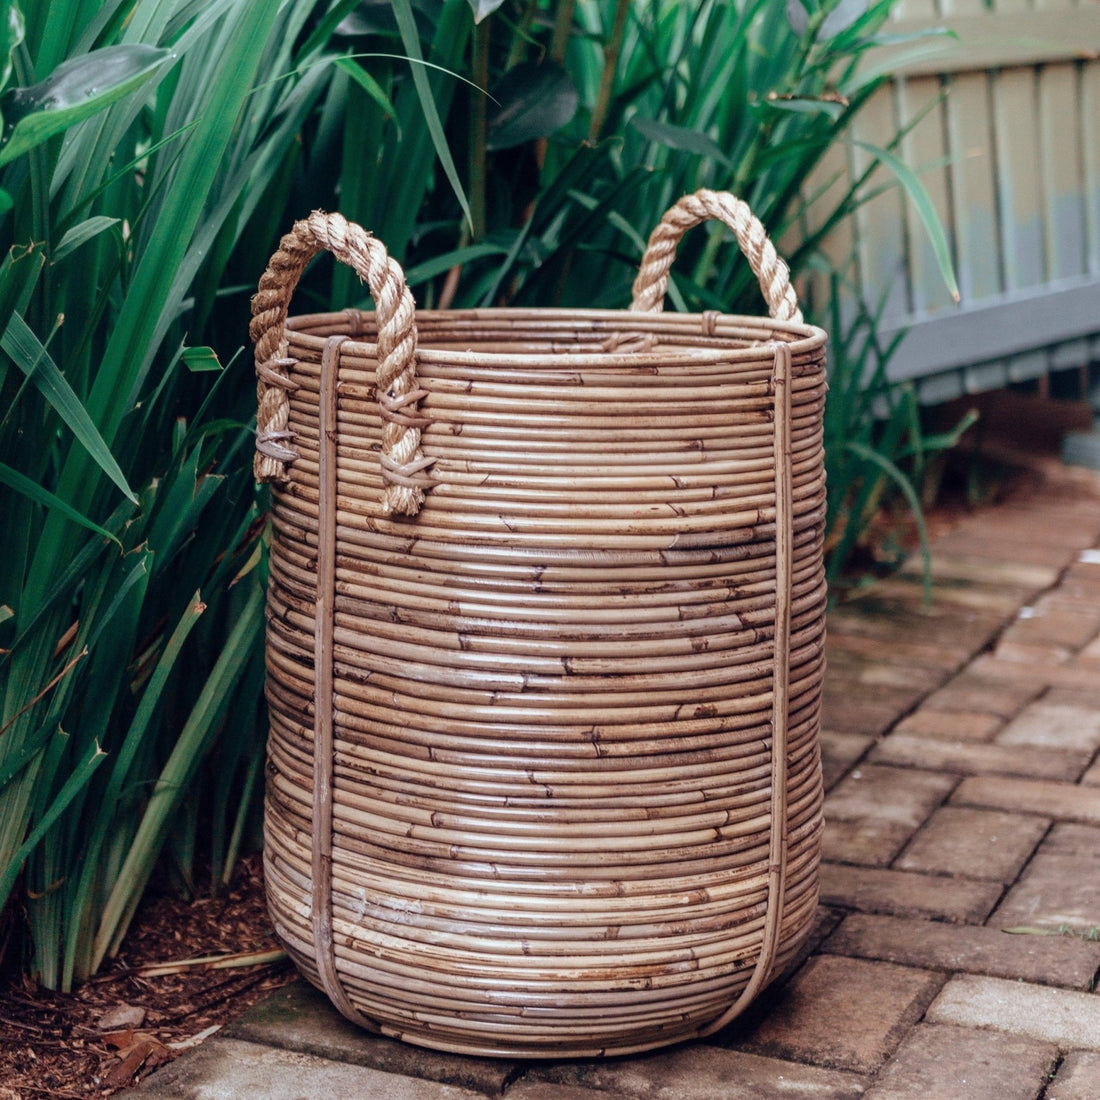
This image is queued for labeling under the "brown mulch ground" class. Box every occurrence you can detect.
[0,855,296,1098]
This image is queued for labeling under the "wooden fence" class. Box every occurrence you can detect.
[809,0,1100,407]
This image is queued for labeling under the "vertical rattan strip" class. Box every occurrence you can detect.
[699,340,794,1037]
[312,335,380,1033]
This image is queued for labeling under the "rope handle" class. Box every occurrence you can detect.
[631,189,802,324]
[251,211,429,517]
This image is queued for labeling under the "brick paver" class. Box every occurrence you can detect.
[952,776,1100,824]
[860,1023,1057,1100]
[731,956,942,1074]
[896,553,1061,591]
[524,1046,866,1100]
[1046,1052,1100,1100]
[824,765,956,830]
[893,806,1048,882]
[818,730,874,792]
[224,981,519,1095]
[996,693,1100,753]
[968,652,1100,692]
[992,852,1100,933]
[819,863,1002,923]
[126,1038,489,1099]
[869,733,1088,781]
[892,708,1002,741]
[926,975,1100,1049]
[822,818,911,868]
[1042,822,1100,856]
[823,912,1099,989]
[920,671,1043,720]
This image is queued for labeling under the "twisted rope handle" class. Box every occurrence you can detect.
[251,211,429,517]
[630,189,802,324]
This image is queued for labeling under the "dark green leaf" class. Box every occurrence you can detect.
[0,0,23,94]
[181,346,222,373]
[0,44,172,167]
[391,0,473,230]
[762,95,845,121]
[630,116,733,166]
[0,738,107,907]
[52,216,120,262]
[403,241,508,285]
[487,62,578,151]
[850,138,960,302]
[1,313,137,504]
[0,462,121,546]
[333,56,398,124]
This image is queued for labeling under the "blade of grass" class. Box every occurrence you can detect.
[90,580,264,970]
[1,312,136,503]
[391,0,473,231]
[0,737,106,906]
[0,462,121,546]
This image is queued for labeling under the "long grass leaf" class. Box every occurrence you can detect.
[62,592,206,986]
[1,312,137,503]
[0,44,171,167]
[844,438,933,603]
[90,581,264,969]
[391,0,473,231]
[850,137,959,303]
[0,738,106,907]
[0,461,121,545]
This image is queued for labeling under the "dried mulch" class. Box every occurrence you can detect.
[0,855,296,1098]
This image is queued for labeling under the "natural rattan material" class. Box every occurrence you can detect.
[253,190,827,1058]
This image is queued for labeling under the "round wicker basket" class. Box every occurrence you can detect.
[252,190,827,1058]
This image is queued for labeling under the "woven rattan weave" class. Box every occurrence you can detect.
[253,190,828,1058]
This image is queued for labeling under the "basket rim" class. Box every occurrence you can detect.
[285,305,827,366]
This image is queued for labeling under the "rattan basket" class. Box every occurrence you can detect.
[252,189,827,1058]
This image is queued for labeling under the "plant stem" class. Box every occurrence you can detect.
[550,0,576,64]
[469,15,491,241]
[588,0,630,142]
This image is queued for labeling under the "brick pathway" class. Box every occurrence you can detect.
[128,464,1100,1099]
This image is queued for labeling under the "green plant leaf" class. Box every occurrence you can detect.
[850,138,960,303]
[181,346,222,373]
[0,44,172,167]
[333,56,399,125]
[0,737,107,907]
[486,61,579,151]
[1,312,137,504]
[390,0,473,231]
[62,591,207,986]
[0,0,23,95]
[52,216,120,262]
[630,116,733,166]
[762,94,846,120]
[0,462,121,546]
[845,438,933,603]
[91,581,265,967]
[403,241,508,285]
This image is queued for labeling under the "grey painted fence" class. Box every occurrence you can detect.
[806,0,1100,409]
